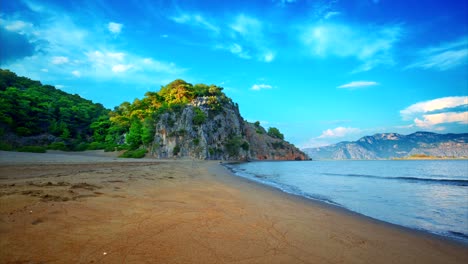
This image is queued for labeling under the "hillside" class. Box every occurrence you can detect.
[111,79,308,160]
[0,69,109,150]
[303,132,468,160]
[0,70,307,160]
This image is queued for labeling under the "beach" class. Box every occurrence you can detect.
[0,151,467,263]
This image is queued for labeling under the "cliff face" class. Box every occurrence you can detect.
[243,122,308,160]
[304,132,468,160]
[150,96,308,161]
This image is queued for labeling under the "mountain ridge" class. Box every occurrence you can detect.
[303,132,468,160]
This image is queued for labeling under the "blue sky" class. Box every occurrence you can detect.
[1,0,467,148]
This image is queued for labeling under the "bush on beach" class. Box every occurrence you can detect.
[119,148,147,158]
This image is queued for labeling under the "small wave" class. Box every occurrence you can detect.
[322,173,468,186]
[224,164,342,206]
[448,231,468,241]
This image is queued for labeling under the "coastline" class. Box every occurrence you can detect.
[0,151,467,263]
[220,161,468,245]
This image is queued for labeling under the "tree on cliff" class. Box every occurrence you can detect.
[267,127,284,140]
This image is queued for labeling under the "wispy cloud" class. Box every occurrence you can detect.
[300,23,402,72]
[301,126,361,148]
[337,81,379,89]
[108,22,123,35]
[51,56,69,65]
[0,4,184,88]
[400,96,468,129]
[251,84,272,91]
[229,14,275,62]
[169,11,275,62]
[171,13,220,34]
[71,70,81,77]
[274,0,297,7]
[318,127,361,138]
[406,37,468,71]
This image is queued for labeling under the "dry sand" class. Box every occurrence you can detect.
[0,151,467,263]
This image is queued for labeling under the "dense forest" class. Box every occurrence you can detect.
[1,69,289,158]
[0,69,109,151]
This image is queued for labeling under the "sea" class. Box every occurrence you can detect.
[225,160,468,243]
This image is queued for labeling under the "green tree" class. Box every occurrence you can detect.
[192,107,207,125]
[141,118,155,145]
[267,127,284,140]
[126,119,142,149]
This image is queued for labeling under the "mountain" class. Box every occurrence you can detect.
[122,80,308,161]
[303,132,468,160]
[0,70,308,161]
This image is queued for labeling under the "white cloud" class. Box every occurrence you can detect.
[227,43,251,59]
[108,22,123,34]
[231,14,262,36]
[229,14,275,62]
[51,56,69,64]
[301,23,402,72]
[324,11,340,19]
[318,127,361,138]
[338,81,379,89]
[112,64,133,73]
[406,37,468,71]
[264,52,275,62]
[4,20,33,33]
[400,96,468,120]
[400,96,468,130]
[414,112,468,128]
[169,11,274,62]
[171,13,219,34]
[0,2,186,95]
[107,52,125,61]
[71,70,81,77]
[251,84,273,91]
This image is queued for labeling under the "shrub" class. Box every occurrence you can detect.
[267,127,284,140]
[225,137,242,157]
[173,145,181,156]
[271,142,285,149]
[119,148,147,158]
[116,144,130,151]
[87,142,105,150]
[241,141,249,151]
[17,146,46,153]
[47,142,69,151]
[104,144,118,152]
[0,142,13,151]
[74,142,89,151]
[192,107,207,125]
[193,138,200,145]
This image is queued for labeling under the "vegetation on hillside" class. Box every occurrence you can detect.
[0,69,108,151]
[0,70,232,154]
[0,70,293,160]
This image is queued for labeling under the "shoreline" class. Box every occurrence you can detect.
[1,151,467,263]
[220,162,468,246]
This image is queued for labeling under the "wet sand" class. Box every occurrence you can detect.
[0,151,467,263]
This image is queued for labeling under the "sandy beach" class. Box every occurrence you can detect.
[0,151,467,263]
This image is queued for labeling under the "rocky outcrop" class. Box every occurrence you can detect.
[303,132,468,160]
[150,96,308,161]
[244,122,308,160]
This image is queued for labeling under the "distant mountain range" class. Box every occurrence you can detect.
[303,132,468,160]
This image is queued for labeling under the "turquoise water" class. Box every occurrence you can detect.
[226,160,468,243]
